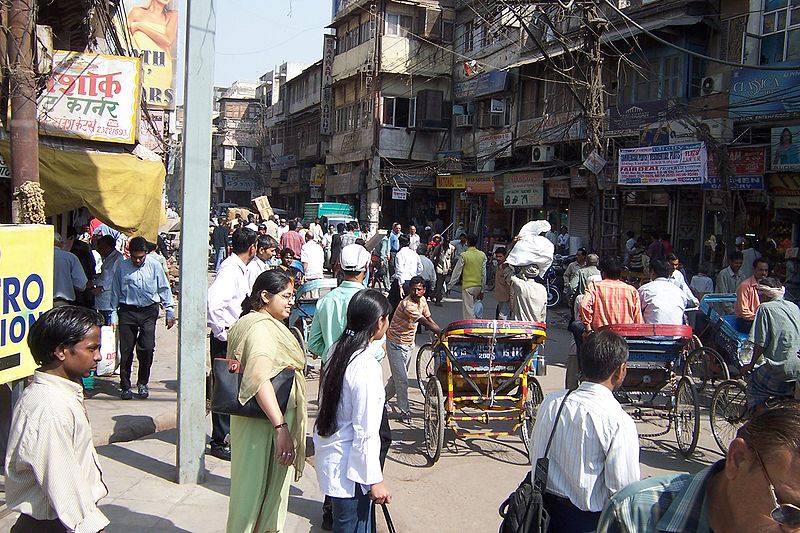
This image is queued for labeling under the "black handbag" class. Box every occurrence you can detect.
[210,358,294,418]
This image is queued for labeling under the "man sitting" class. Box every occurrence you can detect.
[599,402,800,533]
[735,258,769,333]
[716,251,746,294]
[638,259,689,325]
[530,331,639,533]
[740,277,800,412]
[579,256,643,338]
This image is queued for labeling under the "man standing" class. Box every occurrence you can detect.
[53,233,88,307]
[385,276,441,421]
[557,225,570,255]
[93,235,123,325]
[301,232,325,298]
[494,247,512,320]
[279,219,304,257]
[666,253,699,307]
[389,234,422,310]
[246,234,278,290]
[110,237,175,401]
[646,231,665,262]
[740,238,762,279]
[624,231,636,263]
[638,259,689,325]
[716,251,746,294]
[389,222,401,261]
[408,225,420,252]
[531,331,639,532]
[376,230,392,290]
[735,258,770,332]
[450,234,487,320]
[598,402,800,533]
[265,214,280,242]
[579,256,642,337]
[418,245,437,297]
[211,222,229,272]
[309,217,324,242]
[507,265,548,323]
[5,307,109,533]
[431,235,454,307]
[563,248,587,300]
[740,277,800,411]
[207,228,257,460]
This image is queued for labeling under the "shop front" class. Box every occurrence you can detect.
[382,169,437,232]
[500,171,544,247]
[435,173,465,238]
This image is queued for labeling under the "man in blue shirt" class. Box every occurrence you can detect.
[111,236,175,400]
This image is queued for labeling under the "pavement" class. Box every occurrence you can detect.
[0,284,725,532]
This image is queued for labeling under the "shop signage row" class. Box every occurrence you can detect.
[607,99,686,136]
[730,61,800,122]
[705,147,766,190]
[618,142,708,186]
[224,174,255,191]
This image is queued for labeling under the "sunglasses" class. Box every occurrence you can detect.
[754,448,800,527]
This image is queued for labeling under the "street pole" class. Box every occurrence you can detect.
[7,0,40,223]
[176,0,216,485]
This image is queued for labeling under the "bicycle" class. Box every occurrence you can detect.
[415,332,443,395]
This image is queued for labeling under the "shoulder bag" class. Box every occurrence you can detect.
[210,358,294,419]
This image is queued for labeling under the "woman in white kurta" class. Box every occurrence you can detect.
[314,289,392,533]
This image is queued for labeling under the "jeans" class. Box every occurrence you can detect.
[569,320,586,355]
[496,301,511,320]
[385,340,413,413]
[331,487,372,533]
[98,309,114,326]
[214,247,226,271]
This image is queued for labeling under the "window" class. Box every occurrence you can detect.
[760,0,800,64]
[520,78,543,119]
[620,54,684,104]
[385,13,413,36]
[464,20,475,52]
[382,96,415,127]
[442,21,454,43]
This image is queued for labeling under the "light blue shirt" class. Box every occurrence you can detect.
[378,236,390,261]
[53,247,88,301]
[308,280,364,361]
[389,232,400,252]
[110,255,174,322]
[94,249,122,311]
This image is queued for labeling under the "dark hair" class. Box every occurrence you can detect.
[27,306,103,366]
[626,231,634,238]
[288,220,297,231]
[409,275,426,288]
[737,400,800,460]
[759,276,782,289]
[355,238,367,247]
[576,247,587,257]
[663,234,671,241]
[97,235,115,249]
[650,259,672,279]
[417,244,428,255]
[231,228,257,254]
[599,256,623,279]
[579,330,629,382]
[316,290,391,437]
[257,234,278,250]
[665,253,678,262]
[729,251,744,262]
[467,234,479,247]
[754,258,769,268]
[336,223,345,233]
[495,247,507,255]
[399,234,410,248]
[280,247,295,257]
[129,236,149,253]
[240,269,293,317]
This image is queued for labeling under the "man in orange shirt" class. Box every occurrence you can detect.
[580,256,643,336]
[735,258,770,333]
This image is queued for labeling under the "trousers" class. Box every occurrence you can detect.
[331,486,372,533]
[11,515,67,533]
[118,303,158,391]
[544,492,601,533]
[462,286,482,319]
[385,340,413,413]
[209,335,230,447]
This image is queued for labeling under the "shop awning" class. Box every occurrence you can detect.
[1,141,166,241]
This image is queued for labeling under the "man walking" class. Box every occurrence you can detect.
[207,227,257,461]
[431,235,454,307]
[376,229,392,290]
[507,264,548,323]
[279,219,304,257]
[111,237,175,401]
[389,234,422,311]
[53,233,88,307]
[563,248,587,301]
[418,245,437,297]
[93,235,123,325]
[716,251,746,294]
[301,231,325,298]
[246,234,278,290]
[5,307,109,533]
[408,225,420,252]
[530,330,639,532]
[450,234,487,320]
[211,221,229,272]
[494,247,512,319]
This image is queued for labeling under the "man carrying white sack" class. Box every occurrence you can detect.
[504,220,554,325]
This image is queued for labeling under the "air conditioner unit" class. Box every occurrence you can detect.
[701,75,723,96]
[487,113,504,128]
[532,144,554,163]
[454,114,473,128]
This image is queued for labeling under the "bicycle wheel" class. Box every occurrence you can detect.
[710,380,748,455]
[674,376,700,457]
[519,378,544,454]
[424,378,445,464]
[415,343,435,395]
[546,284,560,308]
[685,346,730,393]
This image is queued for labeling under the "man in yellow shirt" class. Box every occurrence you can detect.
[450,234,487,319]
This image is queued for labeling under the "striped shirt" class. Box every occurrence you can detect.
[579,278,643,331]
[5,371,109,532]
[279,230,305,257]
[530,382,640,512]
[387,296,430,344]
[597,461,723,532]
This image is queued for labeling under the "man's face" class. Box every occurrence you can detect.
[281,253,294,267]
[410,226,416,235]
[577,251,586,264]
[730,259,743,273]
[495,252,506,264]
[670,259,680,272]
[329,225,334,233]
[755,262,769,280]
[130,250,147,268]
[61,326,102,380]
[393,224,401,234]
[409,283,426,301]
[258,247,276,261]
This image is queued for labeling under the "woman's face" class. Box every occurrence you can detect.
[262,282,295,320]
[373,314,390,340]
[782,129,792,144]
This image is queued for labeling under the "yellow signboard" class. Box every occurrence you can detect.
[436,174,467,189]
[0,225,53,385]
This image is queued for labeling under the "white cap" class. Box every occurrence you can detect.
[340,244,371,272]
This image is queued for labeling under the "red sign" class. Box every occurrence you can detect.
[708,147,766,177]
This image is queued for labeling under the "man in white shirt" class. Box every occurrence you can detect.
[638,259,690,325]
[408,225,421,252]
[666,254,699,307]
[53,233,88,306]
[389,234,422,311]
[530,330,639,532]
[690,264,715,300]
[207,227,257,461]
[300,232,325,298]
[246,234,278,290]
[265,215,281,241]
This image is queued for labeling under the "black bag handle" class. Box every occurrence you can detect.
[381,503,397,533]
[544,390,572,459]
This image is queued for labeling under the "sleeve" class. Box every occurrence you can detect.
[346,363,385,487]
[155,264,175,320]
[421,299,431,319]
[579,285,596,329]
[70,256,88,291]
[247,263,259,291]
[450,256,464,285]
[596,501,631,533]
[481,254,487,289]
[752,307,768,347]
[207,271,234,341]
[308,304,326,358]
[416,256,423,276]
[604,418,641,495]
[239,324,277,404]
[715,272,725,294]
[631,289,643,324]
[21,416,109,533]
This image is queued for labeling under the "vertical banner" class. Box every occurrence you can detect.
[0,225,54,385]
[320,34,335,135]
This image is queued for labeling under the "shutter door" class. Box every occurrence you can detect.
[569,197,590,249]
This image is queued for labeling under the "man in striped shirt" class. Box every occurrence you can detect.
[279,219,304,257]
[579,255,643,334]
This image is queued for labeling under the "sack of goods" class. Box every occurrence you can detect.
[505,220,554,272]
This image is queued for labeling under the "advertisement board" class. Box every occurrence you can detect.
[436,174,466,189]
[771,126,800,171]
[730,62,800,122]
[503,172,543,208]
[704,147,766,190]
[0,225,53,385]
[478,131,512,158]
[320,34,335,135]
[618,142,707,186]
[38,51,140,144]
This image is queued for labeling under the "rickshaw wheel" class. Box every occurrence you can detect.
[415,343,435,395]
[685,346,729,393]
[674,376,700,457]
[519,379,544,455]
[546,285,560,308]
[424,378,445,464]
[710,380,748,455]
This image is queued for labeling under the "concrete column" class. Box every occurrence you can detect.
[368,154,381,233]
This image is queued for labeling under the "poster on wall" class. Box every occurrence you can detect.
[771,126,800,171]
[618,142,707,186]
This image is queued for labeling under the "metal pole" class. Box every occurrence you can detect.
[176,0,216,485]
[7,0,39,222]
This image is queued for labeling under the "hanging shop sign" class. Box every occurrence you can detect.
[453,70,509,100]
[138,109,166,154]
[320,34,335,135]
[391,187,408,200]
[547,179,570,199]
[465,174,496,194]
[311,164,327,186]
[730,61,800,122]
[478,131,512,158]
[775,196,800,209]
[503,172,543,208]
[327,172,361,196]
[38,51,140,144]
[704,147,766,190]
[436,174,467,189]
[224,174,256,192]
[618,142,708,186]
[639,118,733,146]
[607,99,686,137]
[771,126,800,171]
[0,225,53,385]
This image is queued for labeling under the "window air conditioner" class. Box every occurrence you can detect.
[532,144,554,163]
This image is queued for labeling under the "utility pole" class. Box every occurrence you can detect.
[176,0,216,485]
[7,0,41,223]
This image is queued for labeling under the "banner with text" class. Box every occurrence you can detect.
[504,172,543,208]
[704,147,765,190]
[618,142,707,186]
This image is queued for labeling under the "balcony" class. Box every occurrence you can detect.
[381,36,451,77]
[332,41,374,82]
[379,126,442,160]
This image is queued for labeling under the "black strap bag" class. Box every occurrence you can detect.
[498,391,572,533]
[210,358,294,418]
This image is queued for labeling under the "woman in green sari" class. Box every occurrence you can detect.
[226,269,307,533]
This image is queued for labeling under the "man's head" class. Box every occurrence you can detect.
[599,256,624,280]
[305,232,314,243]
[586,253,599,267]
[560,225,568,234]
[626,230,635,239]
[666,253,680,274]
[754,259,770,281]
[399,234,411,249]
[336,223,345,234]
[417,244,428,255]
[288,220,297,231]
[756,277,784,303]
[460,233,468,243]
[662,233,671,242]
[408,275,427,302]
[248,214,255,224]
[96,235,116,257]
[579,330,628,389]
[256,235,278,262]
[315,217,321,225]
[28,306,103,380]
[409,225,417,235]
[231,227,258,261]
[129,236,149,267]
[328,224,335,233]
[495,247,507,264]
[467,234,479,248]
[339,244,370,282]
[650,231,660,242]
[280,248,295,267]
[392,222,401,234]
[650,259,672,280]
[576,248,587,265]
[729,251,744,273]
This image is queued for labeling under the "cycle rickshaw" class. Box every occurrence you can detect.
[417,319,547,464]
[604,323,701,458]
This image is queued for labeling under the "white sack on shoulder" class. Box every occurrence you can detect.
[517,220,551,239]
[506,235,554,270]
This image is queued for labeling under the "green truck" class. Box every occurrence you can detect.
[303,202,357,229]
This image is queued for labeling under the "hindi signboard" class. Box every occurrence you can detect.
[618,142,708,186]
[391,187,408,200]
[38,51,140,144]
[704,147,766,190]
[503,172,543,208]
[478,131,512,158]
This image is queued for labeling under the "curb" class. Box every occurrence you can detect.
[94,410,178,446]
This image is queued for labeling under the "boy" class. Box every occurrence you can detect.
[5,306,108,532]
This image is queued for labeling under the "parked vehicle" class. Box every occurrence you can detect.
[303,202,356,228]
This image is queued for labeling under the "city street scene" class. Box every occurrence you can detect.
[1,0,800,532]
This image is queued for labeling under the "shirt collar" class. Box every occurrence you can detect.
[577,380,615,399]
[657,460,725,532]
[32,370,85,401]
[339,280,365,290]
[745,276,759,286]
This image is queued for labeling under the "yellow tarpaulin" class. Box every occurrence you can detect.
[0,141,166,241]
